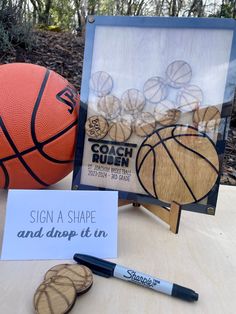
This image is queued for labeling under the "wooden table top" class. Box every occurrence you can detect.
[0,175,236,314]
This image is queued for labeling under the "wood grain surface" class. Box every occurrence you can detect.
[0,175,236,314]
[136,125,219,204]
[34,276,76,314]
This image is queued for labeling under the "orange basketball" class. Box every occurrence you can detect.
[0,63,79,189]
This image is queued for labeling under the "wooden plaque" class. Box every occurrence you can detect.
[73,16,236,215]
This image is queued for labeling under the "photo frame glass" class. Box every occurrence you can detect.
[73,16,236,214]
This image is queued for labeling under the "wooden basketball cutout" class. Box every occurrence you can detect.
[97,95,121,120]
[56,264,93,295]
[136,125,219,205]
[134,112,156,137]
[143,76,168,103]
[85,115,109,139]
[108,118,132,142]
[193,106,221,132]
[121,89,145,115]
[177,84,203,112]
[34,276,76,314]
[154,99,181,125]
[44,264,68,280]
[90,71,113,97]
[166,60,192,88]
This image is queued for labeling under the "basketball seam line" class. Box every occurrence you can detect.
[0,117,49,187]
[49,284,71,307]
[0,120,77,163]
[136,143,158,198]
[202,106,209,122]
[31,69,73,164]
[172,128,219,174]
[169,61,186,81]
[100,74,111,94]
[209,110,220,122]
[155,129,197,202]
[152,146,158,198]
[150,81,164,102]
[172,68,192,83]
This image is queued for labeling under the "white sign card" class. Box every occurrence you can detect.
[1,190,118,260]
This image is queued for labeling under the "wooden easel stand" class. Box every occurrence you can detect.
[118,200,182,234]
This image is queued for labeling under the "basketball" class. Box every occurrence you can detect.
[97,94,121,120]
[121,89,145,115]
[193,106,221,132]
[136,125,219,205]
[143,76,168,103]
[177,84,203,112]
[154,99,181,125]
[0,63,79,189]
[166,60,192,88]
[85,115,109,139]
[34,276,76,314]
[90,71,113,97]
[134,112,156,137]
[108,119,132,142]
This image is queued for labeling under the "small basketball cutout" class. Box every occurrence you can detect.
[143,77,168,103]
[134,112,156,137]
[90,71,113,97]
[177,84,203,112]
[154,99,181,126]
[108,118,132,142]
[193,106,221,132]
[121,89,145,115]
[97,95,121,120]
[85,115,109,139]
[166,60,192,88]
[136,125,219,205]
[34,276,77,314]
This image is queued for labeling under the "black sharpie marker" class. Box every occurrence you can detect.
[73,253,198,302]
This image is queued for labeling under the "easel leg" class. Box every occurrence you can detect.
[119,199,182,234]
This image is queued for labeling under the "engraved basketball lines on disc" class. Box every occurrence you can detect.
[0,69,78,188]
[136,125,219,204]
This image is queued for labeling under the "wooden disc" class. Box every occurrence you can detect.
[34,276,76,314]
[166,60,192,88]
[85,115,109,139]
[97,95,121,120]
[108,118,132,142]
[134,112,156,137]
[44,264,69,281]
[121,89,145,115]
[143,76,168,103]
[90,71,113,97]
[56,264,93,295]
[136,125,219,205]
[176,85,203,112]
[193,106,221,132]
[154,99,181,125]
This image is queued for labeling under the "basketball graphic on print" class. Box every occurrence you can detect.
[136,125,219,205]
[0,63,79,189]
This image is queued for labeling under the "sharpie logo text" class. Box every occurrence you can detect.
[123,270,160,287]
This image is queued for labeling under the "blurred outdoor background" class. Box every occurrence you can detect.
[0,0,235,184]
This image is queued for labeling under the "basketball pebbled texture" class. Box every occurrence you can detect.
[0,63,79,189]
[136,125,219,205]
